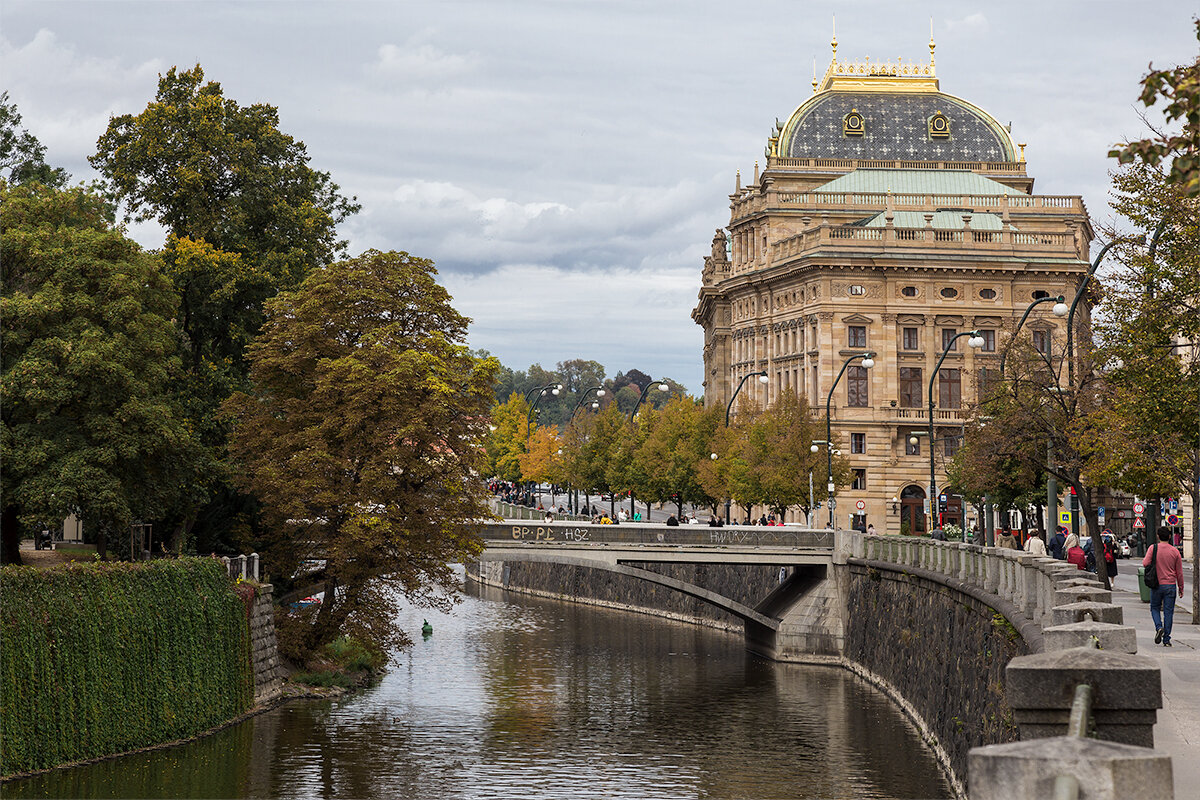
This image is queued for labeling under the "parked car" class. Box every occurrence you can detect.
[1117,539,1131,558]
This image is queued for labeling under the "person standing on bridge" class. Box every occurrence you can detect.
[1024,530,1047,557]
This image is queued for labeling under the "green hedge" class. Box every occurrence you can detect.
[0,558,253,776]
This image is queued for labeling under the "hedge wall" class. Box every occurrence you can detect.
[0,558,253,776]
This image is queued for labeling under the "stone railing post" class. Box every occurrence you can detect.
[248,553,260,582]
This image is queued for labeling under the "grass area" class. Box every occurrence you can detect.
[288,635,385,690]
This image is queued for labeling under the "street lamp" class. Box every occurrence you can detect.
[572,386,606,418]
[825,352,875,528]
[998,295,1068,376]
[1066,237,1142,390]
[722,370,769,523]
[927,331,984,531]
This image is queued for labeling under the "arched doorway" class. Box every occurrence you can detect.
[899,485,926,536]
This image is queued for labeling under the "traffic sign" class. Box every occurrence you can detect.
[1133,518,1145,529]
[939,493,947,503]
[855,500,866,511]
[1167,514,1180,526]
[1169,498,1178,513]
[1059,510,1072,525]
[1098,506,1106,520]
[829,499,837,510]
[1133,502,1145,515]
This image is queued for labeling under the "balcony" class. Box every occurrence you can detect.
[884,406,970,424]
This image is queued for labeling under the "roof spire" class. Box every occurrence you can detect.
[831,16,838,60]
[929,17,936,66]
[812,57,818,93]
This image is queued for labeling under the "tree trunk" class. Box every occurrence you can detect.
[1078,485,1110,590]
[1189,479,1198,624]
[1,504,23,566]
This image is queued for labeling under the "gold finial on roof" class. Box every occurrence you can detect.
[812,57,818,93]
[735,169,741,191]
[831,16,837,58]
[1018,143,1026,162]
[929,17,936,65]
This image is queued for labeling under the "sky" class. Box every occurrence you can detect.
[2,1,1197,394]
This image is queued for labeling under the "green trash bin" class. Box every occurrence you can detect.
[1137,566,1151,603]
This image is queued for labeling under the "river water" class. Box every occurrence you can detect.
[7,579,950,799]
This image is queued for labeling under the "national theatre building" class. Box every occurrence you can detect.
[692,38,1092,534]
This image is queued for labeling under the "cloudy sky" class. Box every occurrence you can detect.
[3,1,1196,393]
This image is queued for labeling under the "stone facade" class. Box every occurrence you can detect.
[692,46,1093,535]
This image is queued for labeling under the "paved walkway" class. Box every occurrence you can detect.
[1107,559,1198,797]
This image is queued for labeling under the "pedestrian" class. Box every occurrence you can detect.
[997,530,1018,549]
[1102,534,1118,579]
[1049,526,1067,559]
[1065,533,1086,570]
[1143,526,1185,646]
[1024,530,1047,557]
[866,523,875,535]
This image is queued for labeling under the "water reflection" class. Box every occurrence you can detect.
[6,581,949,799]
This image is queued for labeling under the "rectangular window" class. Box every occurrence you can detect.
[944,435,960,458]
[906,435,921,456]
[848,325,867,348]
[899,367,923,408]
[1032,329,1051,356]
[978,367,1000,398]
[980,329,996,352]
[851,432,866,454]
[852,469,867,491]
[846,365,868,407]
[939,369,962,408]
[902,327,920,350]
[941,328,958,352]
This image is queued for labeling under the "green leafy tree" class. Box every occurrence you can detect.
[90,65,360,553]
[634,396,720,518]
[1,182,202,563]
[224,250,497,657]
[0,93,69,187]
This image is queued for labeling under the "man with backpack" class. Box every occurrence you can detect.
[1142,526,1185,647]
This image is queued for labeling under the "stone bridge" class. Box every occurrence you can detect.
[475,520,841,660]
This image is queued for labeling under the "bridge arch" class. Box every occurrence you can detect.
[476,551,780,630]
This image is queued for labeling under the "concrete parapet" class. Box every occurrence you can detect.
[1006,646,1161,747]
[1059,576,1103,589]
[1054,585,1114,606]
[968,736,1173,800]
[1043,620,1138,654]
[1053,601,1123,626]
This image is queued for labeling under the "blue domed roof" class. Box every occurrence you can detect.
[780,91,1016,162]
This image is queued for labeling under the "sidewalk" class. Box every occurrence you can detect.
[1106,560,1198,797]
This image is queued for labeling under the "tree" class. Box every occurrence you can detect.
[90,65,360,553]
[1,181,201,563]
[0,93,69,187]
[223,250,497,657]
[485,393,532,482]
[1109,19,1200,197]
[519,426,565,489]
[1105,22,1200,613]
[634,397,720,518]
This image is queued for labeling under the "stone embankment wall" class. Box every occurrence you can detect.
[842,562,1032,790]
[249,584,282,705]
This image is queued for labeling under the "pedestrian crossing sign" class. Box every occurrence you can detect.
[1059,510,1072,525]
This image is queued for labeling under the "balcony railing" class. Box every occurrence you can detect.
[766,156,1030,173]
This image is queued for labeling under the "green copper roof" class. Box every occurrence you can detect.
[859,210,1012,230]
[817,169,1025,196]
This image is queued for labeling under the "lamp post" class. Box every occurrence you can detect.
[628,379,671,520]
[722,370,769,523]
[565,387,605,515]
[524,384,562,508]
[1065,238,1141,390]
[824,352,875,528]
[927,331,984,531]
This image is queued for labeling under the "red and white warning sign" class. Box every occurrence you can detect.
[1133,502,1145,515]
[1133,518,1145,529]
[855,500,866,511]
